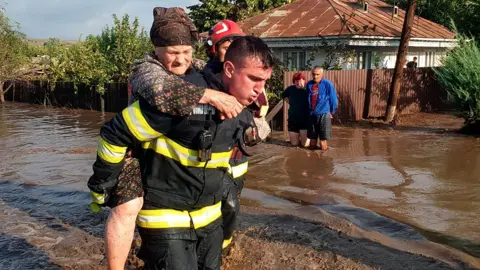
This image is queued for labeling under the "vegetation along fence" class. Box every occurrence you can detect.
[4,81,129,113]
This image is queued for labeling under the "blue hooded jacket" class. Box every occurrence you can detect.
[306,79,338,116]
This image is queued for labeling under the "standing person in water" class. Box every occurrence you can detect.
[282,72,309,147]
[306,66,338,151]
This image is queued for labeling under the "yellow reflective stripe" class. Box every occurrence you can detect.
[137,202,222,229]
[222,237,233,249]
[142,137,231,168]
[122,101,162,141]
[90,191,105,205]
[137,213,191,228]
[97,137,127,163]
[190,202,222,229]
[228,161,248,178]
[258,105,269,117]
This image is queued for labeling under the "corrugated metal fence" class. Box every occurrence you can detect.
[4,68,448,122]
[4,81,129,113]
[284,68,448,122]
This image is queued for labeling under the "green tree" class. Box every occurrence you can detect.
[265,57,289,105]
[89,14,152,82]
[385,0,480,39]
[188,0,292,32]
[38,37,113,95]
[0,11,29,103]
[434,32,480,134]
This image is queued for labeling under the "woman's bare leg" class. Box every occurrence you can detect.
[105,197,143,270]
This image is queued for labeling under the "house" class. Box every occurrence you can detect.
[238,0,456,70]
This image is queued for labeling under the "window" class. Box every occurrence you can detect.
[282,52,289,66]
[282,51,307,70]
[291,52,298,70]
[299,52,306,69]
[356,51,372,69]
[363,2,369,12]
[425,51,436,67]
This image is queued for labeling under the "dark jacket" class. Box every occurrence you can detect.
[88,69,253,212]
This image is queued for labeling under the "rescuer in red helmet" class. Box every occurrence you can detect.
[204,20,271,251]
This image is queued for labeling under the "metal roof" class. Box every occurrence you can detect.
[238,0,455,39]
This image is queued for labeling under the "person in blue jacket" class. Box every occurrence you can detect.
[306,66,338,151]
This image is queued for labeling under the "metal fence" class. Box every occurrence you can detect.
[284,68,448,122]
[4,81,129,113]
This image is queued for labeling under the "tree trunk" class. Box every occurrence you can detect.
[100,95,105,114]
[283,99,289,141]
[385,0,417,122]
[0,81,5,104]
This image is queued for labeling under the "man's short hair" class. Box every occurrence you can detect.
[224,36,274,69]
[312,66,324,72]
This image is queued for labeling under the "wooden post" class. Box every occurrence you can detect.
[385,0,417,122]
[362,69,374,119]
[0,81,4,103]
[283,99,289,141]
[100,95,105,114]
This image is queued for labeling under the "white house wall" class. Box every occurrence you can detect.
[373,47,447,69]
[272,46,449,71]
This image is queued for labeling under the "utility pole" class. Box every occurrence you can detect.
[385,0,417,122]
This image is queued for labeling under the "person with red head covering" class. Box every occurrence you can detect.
[282,72,309,146]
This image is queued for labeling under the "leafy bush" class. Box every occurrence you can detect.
[434,33,480,133]
[265,57,289,105]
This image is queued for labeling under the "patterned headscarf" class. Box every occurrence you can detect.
[150,7,199,47]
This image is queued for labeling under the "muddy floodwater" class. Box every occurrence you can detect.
[0,102,479,269]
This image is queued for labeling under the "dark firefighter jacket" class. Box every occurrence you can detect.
[87,69,253,232]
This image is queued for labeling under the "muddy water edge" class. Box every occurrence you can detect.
[0,102,479,269]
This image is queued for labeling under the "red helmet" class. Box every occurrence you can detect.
[207,20,245,54]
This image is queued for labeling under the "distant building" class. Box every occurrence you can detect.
[238,0,456,70]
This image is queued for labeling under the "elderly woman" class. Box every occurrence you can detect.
[282,72,309,147]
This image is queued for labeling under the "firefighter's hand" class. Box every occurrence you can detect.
[89,189,110,213]
[201,89,244,120]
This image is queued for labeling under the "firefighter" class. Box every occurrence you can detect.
[101,8,246,270]
[204,20,271,250]
[88,36,274,269]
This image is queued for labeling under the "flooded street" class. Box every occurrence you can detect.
[247,129,480,257]
[0,102,479,269]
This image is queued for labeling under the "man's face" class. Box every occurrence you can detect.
[223,56,272,106]
[294,79,305,88]
[216,40,232,63]
[155,45,193,75]
[312,68,323,83]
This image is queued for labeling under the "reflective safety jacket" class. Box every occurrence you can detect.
[183,67,251,193]
[88,79,253,233]
[228,147,248,187]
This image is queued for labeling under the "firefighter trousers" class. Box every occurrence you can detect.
[222,176,244,242]
[138,223,223,270]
